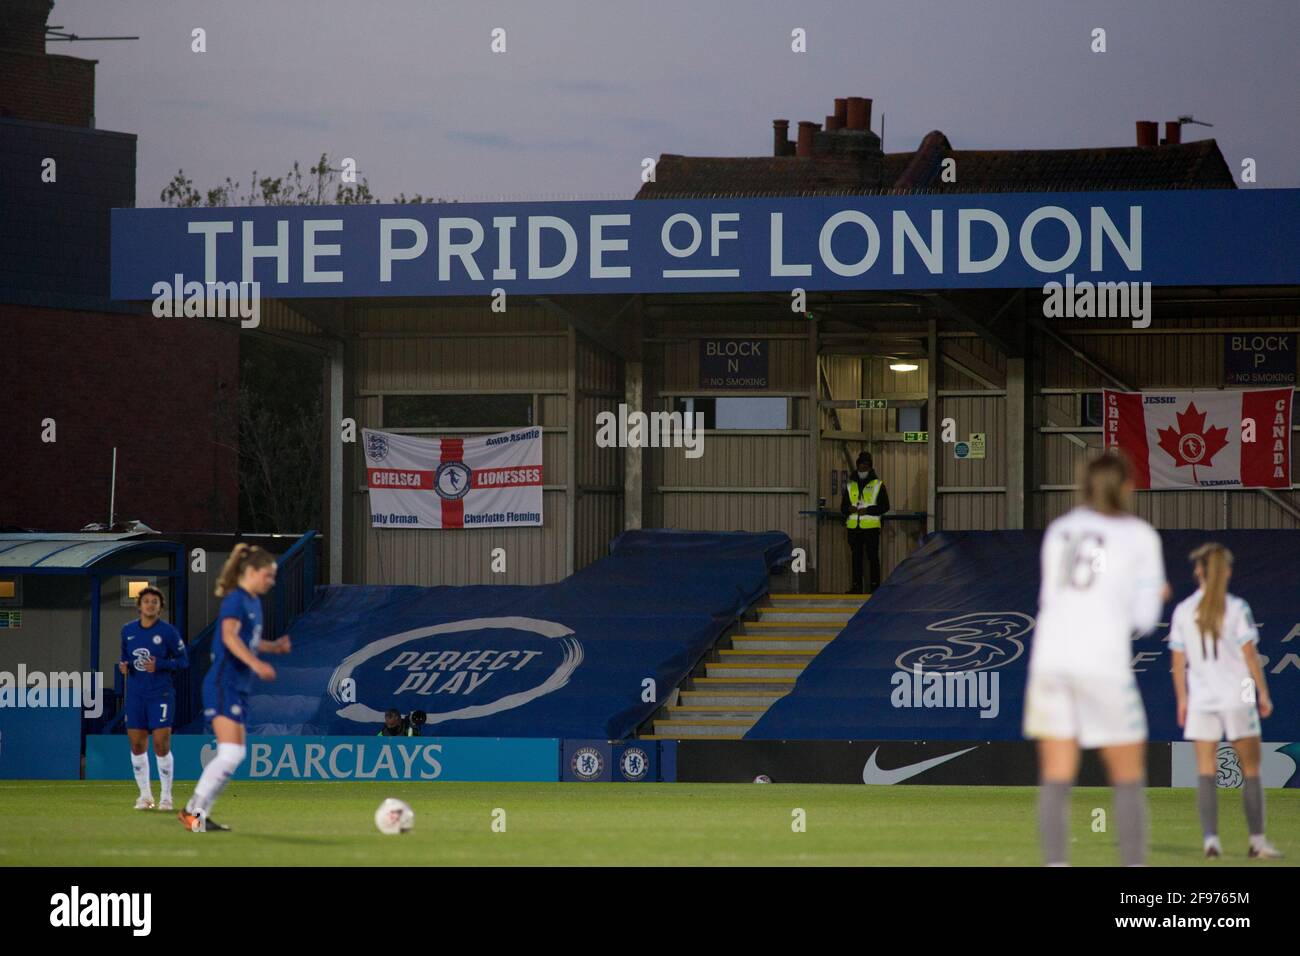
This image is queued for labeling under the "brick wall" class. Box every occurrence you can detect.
[0,304,241,532]
[0,50,95,127]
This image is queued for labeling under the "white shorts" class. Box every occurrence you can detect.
[1023,672,1147,749]
[1184,707,1260,742]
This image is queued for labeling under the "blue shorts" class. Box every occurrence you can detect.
[202,674,249,725]
[124,692,175,731]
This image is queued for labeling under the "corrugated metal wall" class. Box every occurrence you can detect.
[574,336,624,568]
[258,299,326,338]
[349,304,571,585]
[317,297,1298,590]
[1034,316,1300,529]
[649,318,817,565]
[819,355,930,591]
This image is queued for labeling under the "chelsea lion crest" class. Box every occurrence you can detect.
[619,747,650,781]
[571,746,604,781]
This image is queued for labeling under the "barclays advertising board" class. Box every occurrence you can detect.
[85,735,558,781]
[111,190,1300,299]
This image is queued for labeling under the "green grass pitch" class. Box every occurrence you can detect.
[1,781,1295,866]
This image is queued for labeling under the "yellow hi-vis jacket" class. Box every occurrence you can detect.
[846,479,882,530]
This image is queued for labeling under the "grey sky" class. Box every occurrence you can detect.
[59,0,1300,205]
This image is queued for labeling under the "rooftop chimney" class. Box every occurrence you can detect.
[0,0,53,55]
[1136,121,1158,147]
[846,97,872,132]
[834,98,848,128]
[773,119,791,157]
[1162,120,1181,145]
[825,113,841,132]
[796,121,820,157]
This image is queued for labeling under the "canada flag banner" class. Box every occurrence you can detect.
[1103,388,1293,490]
[362,427,543,528]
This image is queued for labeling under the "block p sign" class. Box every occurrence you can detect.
[1225,334,1296,386]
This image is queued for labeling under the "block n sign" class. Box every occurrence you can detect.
[1225,334,1296,386]
[700,339,768,389]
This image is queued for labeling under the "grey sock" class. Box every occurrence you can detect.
[1113,781,1147,866]
[1242,776,1265,838]
[1038,781,1071,865]
[1197,774,1218,838]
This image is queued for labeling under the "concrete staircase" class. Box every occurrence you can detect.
[644,593,867,739]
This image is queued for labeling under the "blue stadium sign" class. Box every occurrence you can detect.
[111,190,1300,300]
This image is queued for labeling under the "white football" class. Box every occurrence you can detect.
[374,798,415,835]
[753,774,772,784]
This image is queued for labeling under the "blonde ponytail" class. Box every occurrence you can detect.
[1190,543,1232,655]
[215,543,275,597]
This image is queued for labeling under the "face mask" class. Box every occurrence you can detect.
[857,470,868,479]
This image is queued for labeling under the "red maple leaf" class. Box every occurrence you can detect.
[1156,402,1229,483]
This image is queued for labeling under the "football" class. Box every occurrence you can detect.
[374,798,415,835]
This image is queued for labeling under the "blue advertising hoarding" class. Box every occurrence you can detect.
[111,190,1300,300]
[560,738,676,782]
[86,734,559,781]
[0,702,82,779]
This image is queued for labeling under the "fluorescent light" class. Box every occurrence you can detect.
[889,362,919,372]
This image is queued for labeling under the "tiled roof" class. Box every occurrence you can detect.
[636,131,1235,198]
[927,139,1235,193]
[636,155,891,198]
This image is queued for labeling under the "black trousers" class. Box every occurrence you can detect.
[847,526,881,592]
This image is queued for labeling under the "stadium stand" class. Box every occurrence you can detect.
[749,530,1300,741]
[198,530,791,738]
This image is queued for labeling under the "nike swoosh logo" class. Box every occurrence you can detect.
[861,746,977,785]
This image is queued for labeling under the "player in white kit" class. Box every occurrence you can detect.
[1169,543,1282,859]
[1023,452,1169,866]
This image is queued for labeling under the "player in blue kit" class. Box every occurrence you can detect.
[118,586,188,810]
[179,544,291,833]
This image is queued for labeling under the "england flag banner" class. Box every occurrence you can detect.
[364,427,543,528]
[1103,387,1292,490]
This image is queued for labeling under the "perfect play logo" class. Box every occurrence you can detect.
[328,616,582,727]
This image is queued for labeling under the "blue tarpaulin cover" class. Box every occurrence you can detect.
[749,531,1300,742]
[230,530,791,738]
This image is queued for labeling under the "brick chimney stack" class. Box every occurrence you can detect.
[773,119,792,157]
[0,0,53,54]
[0,0,97,127]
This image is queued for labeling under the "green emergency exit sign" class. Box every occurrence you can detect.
[856,399,888,409]
[903,431,929,442]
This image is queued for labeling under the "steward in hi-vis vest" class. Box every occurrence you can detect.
[839,450,890,593]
